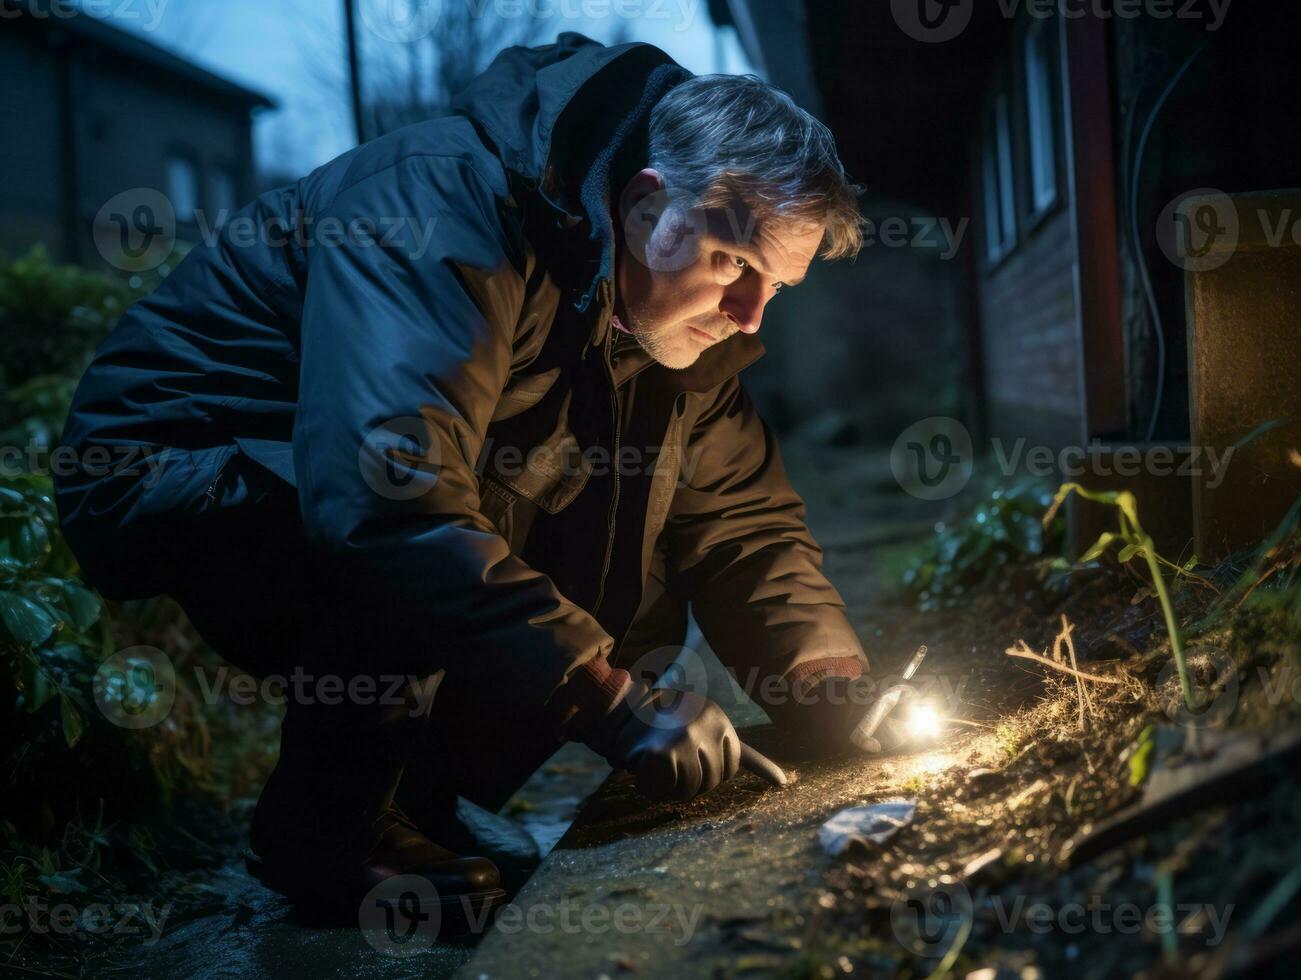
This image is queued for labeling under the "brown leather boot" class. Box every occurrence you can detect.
[247,690,506,934]
[247,803,506,934]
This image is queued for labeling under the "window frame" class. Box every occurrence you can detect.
[164,149,201,226]
[208,164,240,224]
[1020,13,1065,227]
[981,74,1018,267]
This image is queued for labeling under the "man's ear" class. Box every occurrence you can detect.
[618,168,666,226]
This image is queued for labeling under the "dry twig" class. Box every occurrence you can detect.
[1005,640,1125,685]
[1057,616,1093,727]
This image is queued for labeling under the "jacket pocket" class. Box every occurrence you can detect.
[491,367,561,422]
[478,472,518,535]
[482,388,592,514]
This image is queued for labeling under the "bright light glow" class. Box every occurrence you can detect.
[905,703,943,742]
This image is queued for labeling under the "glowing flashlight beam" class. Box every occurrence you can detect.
[904,703,942,741]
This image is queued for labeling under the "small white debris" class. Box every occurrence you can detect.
[817,800,917,856]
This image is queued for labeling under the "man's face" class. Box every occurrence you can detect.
[614,169,825,370]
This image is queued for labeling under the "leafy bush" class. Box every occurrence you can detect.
[0,248,276,915]
[1,472,104,752]
[902,477,1064,610]
[0,245,140,390]
[0,246,154,457]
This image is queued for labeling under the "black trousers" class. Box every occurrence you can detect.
[168,457,569,853]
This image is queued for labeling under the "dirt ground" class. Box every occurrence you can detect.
[770,444,1301,979]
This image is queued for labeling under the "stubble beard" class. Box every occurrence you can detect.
[624,311,733,371]
[622,311,697,370]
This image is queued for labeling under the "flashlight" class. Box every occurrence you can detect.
[850,645,930,753]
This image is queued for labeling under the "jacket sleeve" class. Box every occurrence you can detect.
[662,376,870,741]
[294,153,625,727]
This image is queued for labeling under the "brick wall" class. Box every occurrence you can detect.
[978,206,1082,446]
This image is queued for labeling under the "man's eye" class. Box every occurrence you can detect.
[715,253,748,284]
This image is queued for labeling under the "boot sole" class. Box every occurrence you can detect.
[244,851,507,936]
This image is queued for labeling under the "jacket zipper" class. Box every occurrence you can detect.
[591,282,619,616]
[205,447,237,505]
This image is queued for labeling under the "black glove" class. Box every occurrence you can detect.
[764,673,877,756]
[585,682,741,801]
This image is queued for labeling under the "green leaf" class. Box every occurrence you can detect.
[1117,543,1141,563]
[1127,726,1156,787]
[1115,491,1141,530]
[37,868,86,895]
[56,582,100,632]
[1006,510,1044,555]
[0,515,50,564]
[59,694,83,748]
[14,650,55,712]
[1080,532,1118,562]
[0,591,57,645]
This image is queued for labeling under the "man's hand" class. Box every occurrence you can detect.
[586,683,741,801]
[848,683,920,754]
[764,674,922,757]
[764,673,875,756]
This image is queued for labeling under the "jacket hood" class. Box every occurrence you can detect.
[453,34,686,310]
[451,33,765,388]
[451,33,680,206]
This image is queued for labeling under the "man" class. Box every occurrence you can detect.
[56,34,872,922]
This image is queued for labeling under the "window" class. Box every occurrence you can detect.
[1024,18,1058,214]
[983,90,1017,263]
[210,168,238,221]
[166,155,199,222]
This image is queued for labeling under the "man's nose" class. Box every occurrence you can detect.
[720,281,767,335]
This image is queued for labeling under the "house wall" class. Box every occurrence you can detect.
[0,17,260,269]
[978,206,1081,447]
[971,12,1083,449]
[69,49,257,268]
[1109,7,1301,442]
[0,29,65,260]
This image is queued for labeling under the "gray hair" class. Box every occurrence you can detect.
[648,74,864,260]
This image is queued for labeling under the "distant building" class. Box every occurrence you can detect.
[0,0,273,269]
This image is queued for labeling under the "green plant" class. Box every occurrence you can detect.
[0,373,79,454]
[902,477,1062,609]
[1192,493,1301,636]
[1,472,105,750]
[0,245,140,389]
[1043,483,1198,712]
